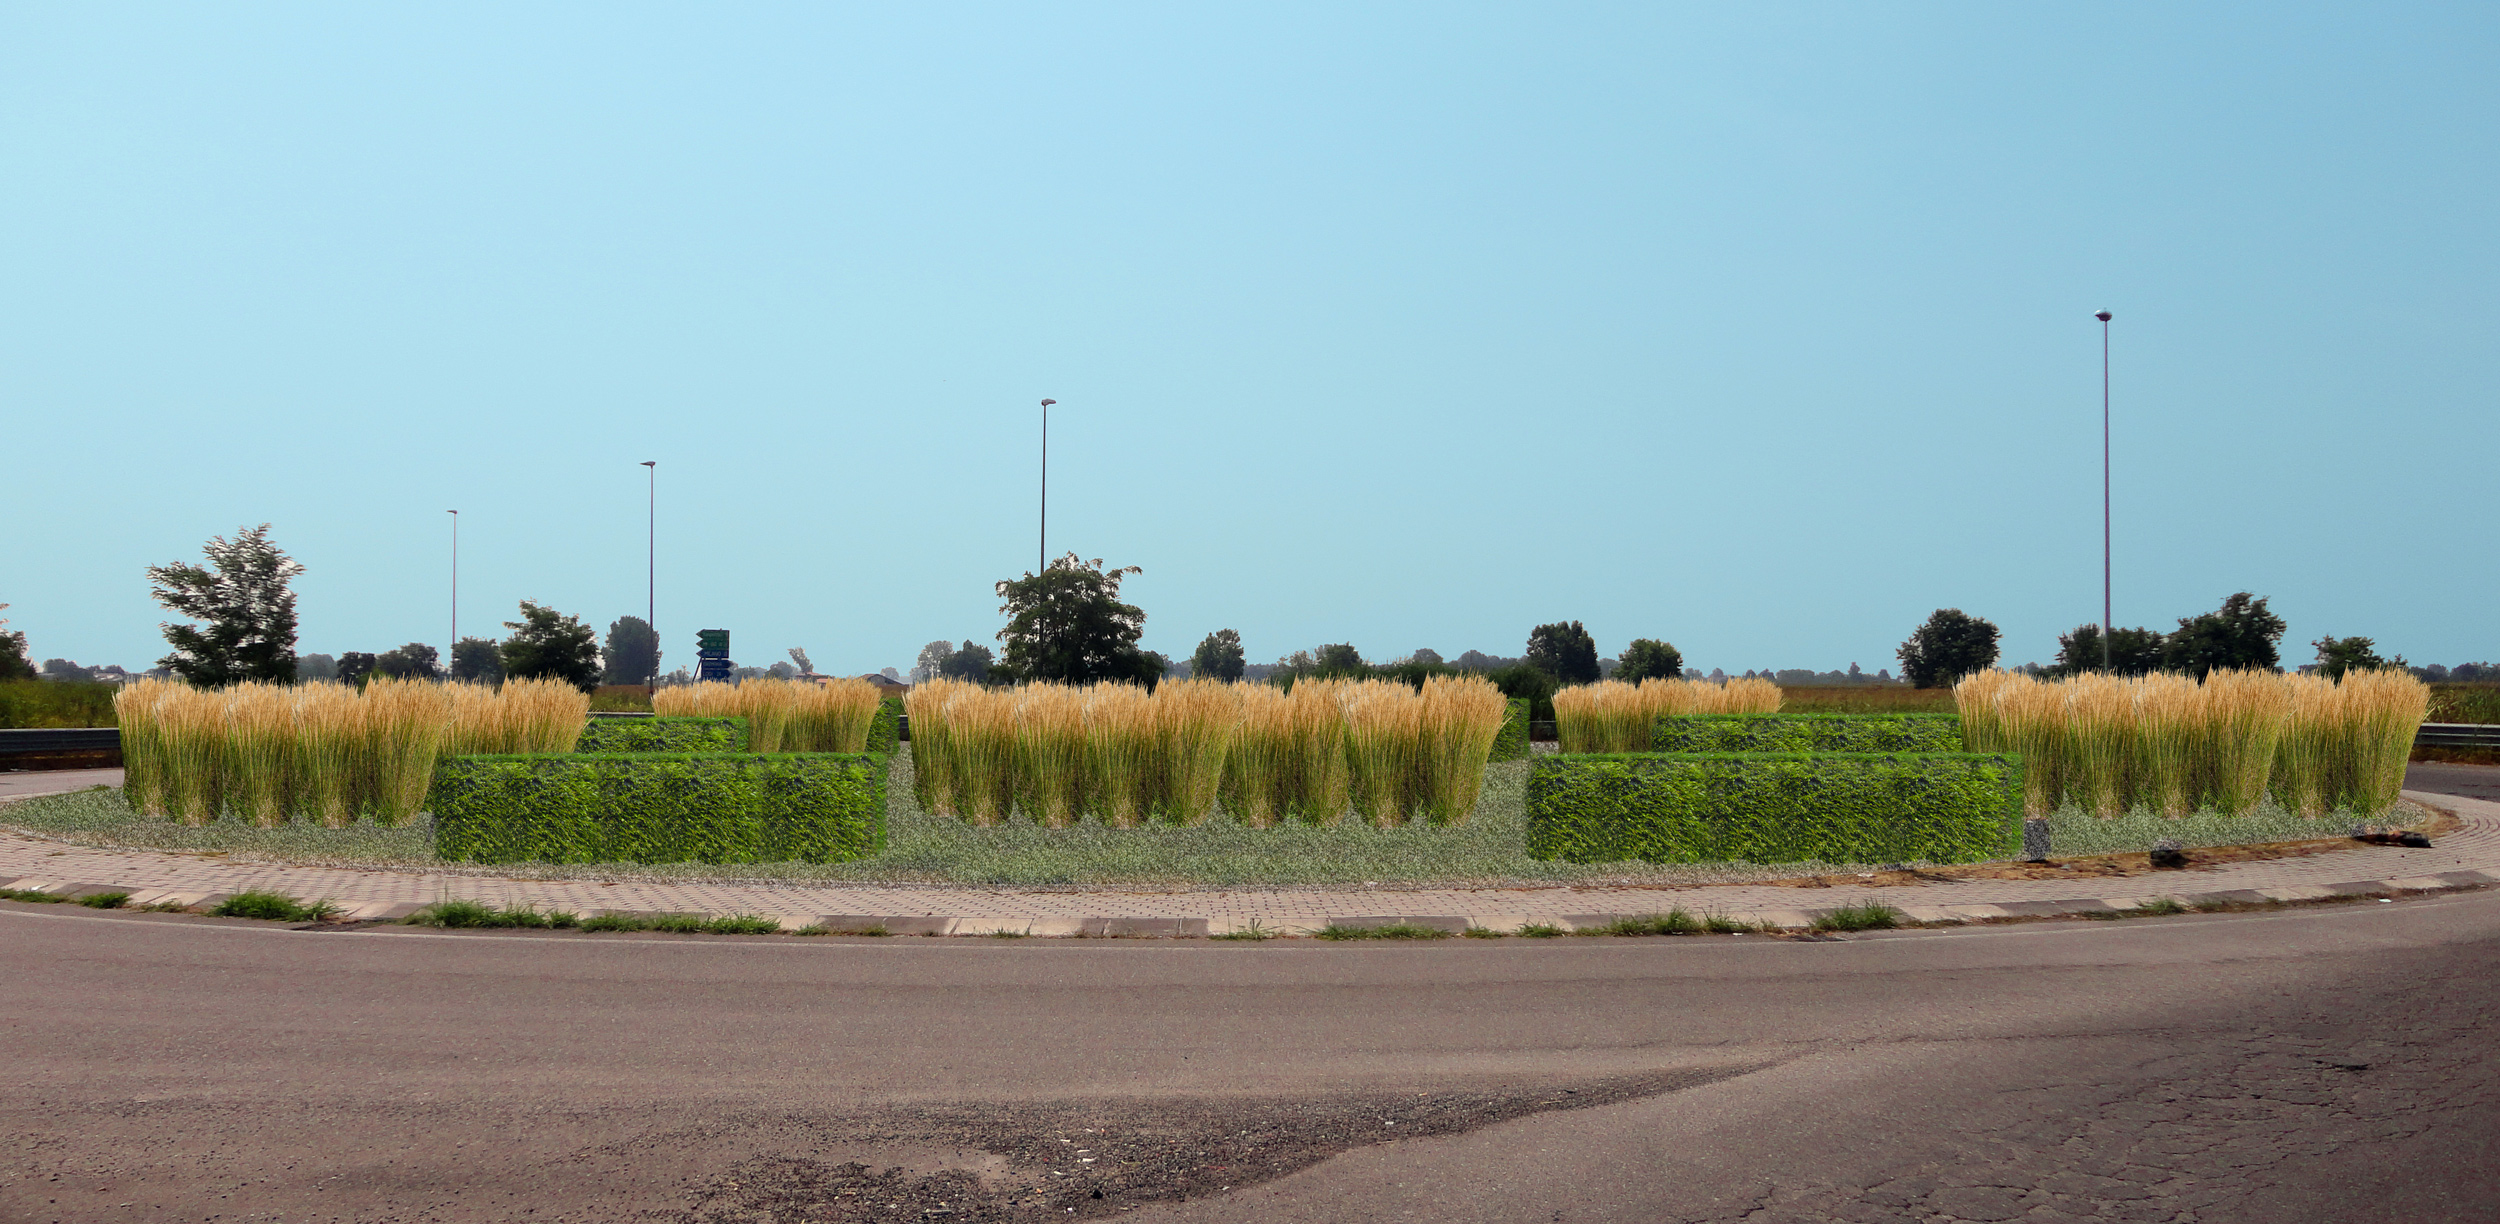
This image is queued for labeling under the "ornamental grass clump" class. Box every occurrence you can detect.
[1554,678,1782,753]
[1342,680,1424,827]
[911,673,1504,829]
[788,677,881,752]
[1953,667,2425,819]
[113,675,587,827]
[1148,679,1236,826]
[903,677,967,816]
[1416,674,1507,825]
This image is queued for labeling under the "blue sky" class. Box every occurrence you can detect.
[5,4,2493,678]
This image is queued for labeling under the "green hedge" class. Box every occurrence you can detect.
[867,697,903,755]
[431,752,886,865]
[1526,752,2021,865]
[1490,697,1531,762]
[573,716,747,754]
[1653,714,1964,754]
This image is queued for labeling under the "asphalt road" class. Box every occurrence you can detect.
[6,886,2498,1224]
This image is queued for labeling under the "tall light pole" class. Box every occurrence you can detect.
[448,510,459,676]
[1038,399,1055,574]
[2096,309,2113,673]
[641,460,657,685]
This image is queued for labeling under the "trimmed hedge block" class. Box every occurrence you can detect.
[867,697,903,755]
[431,752,886,865]
[1527,752,2021,865]
[573,716,747,754]
[1653,714,1964,754]
[1491,697,1531,762]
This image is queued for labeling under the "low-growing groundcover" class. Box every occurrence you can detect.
[0,749,2440,890]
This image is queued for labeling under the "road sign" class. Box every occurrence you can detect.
[697,629,733,681]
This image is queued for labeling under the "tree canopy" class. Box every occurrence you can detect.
[992,553,1161,686]
[1615,638,1684,684]
[375,642,442,680]
[940,640,994,683]
[2052,624,2167,677]
[1191,629,1246,682]
[500,600,602,692]
[146,524,303,686]
[2163,592,2286,678]
[1525,621,1601,685]
[1896,609,2001,688]
[0,604,32,681]
[602,616,662,685]
[2313,634,2403,680]
[451,637,504,683]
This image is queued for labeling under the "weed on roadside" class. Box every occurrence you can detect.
[1462,926,1506,938]
[2134,897,2187,916]
[0,888,69,904]
[1701,913,1760,934]
[406,900,580,929]
[1580,910,1703,937]
[212,890,335,922]
[75,891,132,909]
[1315,922,1453,941]
[1516,923,1567,938]
[1810,902,1902,932]
[1211,920,1274,941]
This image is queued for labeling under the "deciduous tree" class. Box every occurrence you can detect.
[601,616,662,685]
[500,601,602,692]
[146,524,304,686]
[1526,621,1601,685]
[1191,630,1246,682]
[375,642,441,680]
[1614,638,1684,684]
[451,638,504,683]
[1897,609,2000,689]
[2163,592,2286,679]
[992,554,1161,686]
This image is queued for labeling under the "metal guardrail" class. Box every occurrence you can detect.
[0,728,120,754]
[5,721,2495,756]
[2416,722,2500,748]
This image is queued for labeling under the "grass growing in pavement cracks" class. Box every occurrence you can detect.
[1809,902,1902,932]
[561,911,783,935]
[406,899,581,929]
[1315,922,1453,941]
[75,891,130,908]
[0,887,71,904]
[211,890,341,922]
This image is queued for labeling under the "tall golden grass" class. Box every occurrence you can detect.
[1955,668,2426,819]
[112,677,589,827]
[652,678,882,752]
[1552,677,1785,753]
[906,673,1508,829]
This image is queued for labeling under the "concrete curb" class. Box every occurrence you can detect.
[7,869,2494,935]
[5,787,2495,938]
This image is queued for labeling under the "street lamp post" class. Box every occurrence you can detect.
[1038,399,1056,574]
[2096,309,2113,673]
[448,509,458,676]
[642,461,657,685]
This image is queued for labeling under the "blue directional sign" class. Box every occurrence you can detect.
[696,629,733,681]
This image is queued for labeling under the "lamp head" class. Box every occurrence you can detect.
[1040,398,1056,407]
[641,460,656,468]
[2094,310,2112,322]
